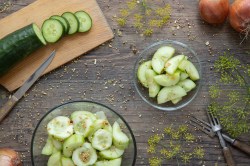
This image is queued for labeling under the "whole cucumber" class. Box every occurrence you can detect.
[0,23,46,76]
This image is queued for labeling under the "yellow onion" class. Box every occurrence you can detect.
[0,148,22,166]
[199,0,229,24]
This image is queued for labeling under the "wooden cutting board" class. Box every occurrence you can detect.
[0,0,114,92]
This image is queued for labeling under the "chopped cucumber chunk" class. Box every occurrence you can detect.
[112,122,129,150]
[63,134,84,158]
[178,59,200,81]
[95,111,107,120]
[154,71,180,87]
[94,158,122,166]
[61,157,75,166]
[47,151,62,166]
[88,119,112,142]
[73,117,94,137]
[71,111,97,123]
[137,60,152,88]
[92,129,112,151]
[171,97,182,104]
[41,137,54,156]
[145,69,161,97]
[47,116,73,140]
[152,46,175,74]
[180,71,189,81]
[165,55,185,75]
[99,146,124,160]
[157,85,187,104]
[177,79,196,92]
[52,137,63,150]
[72,143,97,166]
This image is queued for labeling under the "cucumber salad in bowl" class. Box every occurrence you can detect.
[32,102,136,166]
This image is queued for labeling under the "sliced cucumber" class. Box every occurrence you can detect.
[42,19,64,43]
[171,97,182,104]
[61,157,75,166]
[157,85,187,104]
[92,129,112,151]
[145,69,161,98]
[47,151,62,166]
[41,137,54,155]
[180,71,189,81]
[50,15,70,34]
[137,60,152,88]
[88,119,112,142]
[72,142,97,166]
[74,11,92,32]
[63,134,84,158]
[178,59,200,81]
[95,111,107,120]
[177,79,196,92]
[94,158,122,166]
[99,146,124,160]
[52,146,60,154]
[73,117,94,137]
[152,46,175,74]
[71,111,97,122]
[47,116,73,140]
[165,55,185,75]
[62,12,79,35]
[112,122,129,150]
[154,71,180,87]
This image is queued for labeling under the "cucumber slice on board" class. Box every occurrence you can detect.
[157,85,187,104]
[145,69,161,98]
[50,15,70,34]
[0,23,46,76]
[137,60,152,88]
[91,129,112,151]
[74,11,92,32]
[47,151,62,166]
[62,12,79,35]
[152,46,175,74]
[112,122,129,150]
[63,134,84,158]
[72,142,97,166]
[61,157,75,166]
[47,116,73,140]
[99,146,124,160]
[42,19,64,43]
[94,158,122,166]
[41,137,54,155]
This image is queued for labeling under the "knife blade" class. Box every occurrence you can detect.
[0,50,56,122]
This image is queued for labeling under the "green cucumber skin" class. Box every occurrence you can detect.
[0,23,44,76]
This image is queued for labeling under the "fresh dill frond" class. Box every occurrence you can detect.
[116,18,126,26]
[193,147,205,159]
[209,85,221,99]
[184,133,195,142]
[149,157,162,166]
[180,153,193,163]
[120,9,129,17]
[143,28,153,36]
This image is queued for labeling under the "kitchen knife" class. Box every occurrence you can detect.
[0,50,56,122]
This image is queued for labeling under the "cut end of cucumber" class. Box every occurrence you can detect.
[75,11,92,32]
[32,23,47,45]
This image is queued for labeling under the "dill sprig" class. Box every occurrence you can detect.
[116,0,171,36]
[209,53,250,137]
[147,124,205,165]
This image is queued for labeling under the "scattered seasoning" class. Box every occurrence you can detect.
[0,0,12,13]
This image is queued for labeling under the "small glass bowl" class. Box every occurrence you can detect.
[31,100,137,166]
[133,40,202,111]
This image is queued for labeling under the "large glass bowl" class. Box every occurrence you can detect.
[133,40,202,111]
[31,100,137,166]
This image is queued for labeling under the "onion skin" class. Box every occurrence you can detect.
[199,0,229,24]
[229,0,250,33]
[0,148,22,166]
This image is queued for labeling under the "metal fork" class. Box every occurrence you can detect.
[207,111,235,166]
[189,116,250,155]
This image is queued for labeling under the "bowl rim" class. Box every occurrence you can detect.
[133,40,202,111]
[31,100,137,166]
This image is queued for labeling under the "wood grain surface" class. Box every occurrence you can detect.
[0,0,113,92]
[0,0,250,166]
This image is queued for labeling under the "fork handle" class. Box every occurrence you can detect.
[223,147,235,166]
[233,140,250,155]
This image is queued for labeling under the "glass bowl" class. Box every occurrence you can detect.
[133,40,202,111]
[31,100,137,166]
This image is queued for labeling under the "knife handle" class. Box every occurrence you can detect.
[223,147,235,166]
[0,96,18,122]
[233,140,250,155]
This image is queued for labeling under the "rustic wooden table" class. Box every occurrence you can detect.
[0,0,249,165]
